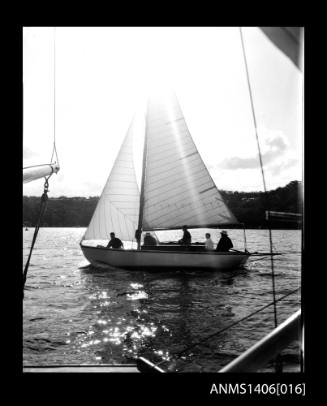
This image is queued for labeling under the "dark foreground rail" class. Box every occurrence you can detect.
[219,309,301,373]
[23,364,139,373]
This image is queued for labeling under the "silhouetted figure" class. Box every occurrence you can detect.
[143,232,158,246]
[216,230,233,252]
[204,233,214,250]
[107,232,123,249]
[178,225,192,245]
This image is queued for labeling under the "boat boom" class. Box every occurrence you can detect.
[23,163,60,184]
[219,309,301,372]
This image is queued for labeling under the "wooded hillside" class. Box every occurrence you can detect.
[23,181,302,229]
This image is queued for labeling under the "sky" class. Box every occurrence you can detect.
[23,27,303,197]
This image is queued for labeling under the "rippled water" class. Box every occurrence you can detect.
[23,227,301,372]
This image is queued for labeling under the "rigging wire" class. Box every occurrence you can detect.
[147,287,300,371]
[50,27,59,166]
[239,27,278,330]
[23,28,60,170]
[23,177,51,298]
[300,56,304,374]
[23,28,59,298]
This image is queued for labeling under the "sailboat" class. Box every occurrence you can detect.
[80,90,250,270]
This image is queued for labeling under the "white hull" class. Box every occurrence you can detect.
[81,244,250,271]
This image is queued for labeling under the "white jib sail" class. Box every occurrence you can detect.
[84,121,140,242]
[142,90,238,230]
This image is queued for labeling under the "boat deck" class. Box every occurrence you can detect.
[141,243,245,253]
[142,243,206,252]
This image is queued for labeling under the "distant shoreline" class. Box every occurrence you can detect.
[23,181,302,230]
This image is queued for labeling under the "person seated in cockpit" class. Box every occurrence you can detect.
[143,232,158,246]
[107,232,124,249]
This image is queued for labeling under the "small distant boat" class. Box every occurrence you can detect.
[81,90,250,270]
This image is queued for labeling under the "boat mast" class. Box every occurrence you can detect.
[136,101,148,250]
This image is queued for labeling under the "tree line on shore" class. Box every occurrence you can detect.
[23,180,302,229]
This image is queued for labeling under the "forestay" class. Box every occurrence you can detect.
[84,122,140,242]
[142,90,238,230]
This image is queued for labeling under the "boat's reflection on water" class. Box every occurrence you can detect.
[77,265,250,371]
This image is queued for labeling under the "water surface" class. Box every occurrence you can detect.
[23,227,301,372]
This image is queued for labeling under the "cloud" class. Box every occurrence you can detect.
[219,156,260,170]
[265,135,288,151]
[269,158,299,176]
[261,134,288,164]
[218,132,289,170]
[23,146,37,159]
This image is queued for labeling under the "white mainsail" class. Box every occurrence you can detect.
[84,122,140,242]
[141,90,238,230]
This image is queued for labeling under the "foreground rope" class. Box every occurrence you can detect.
[23,178,50,298]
